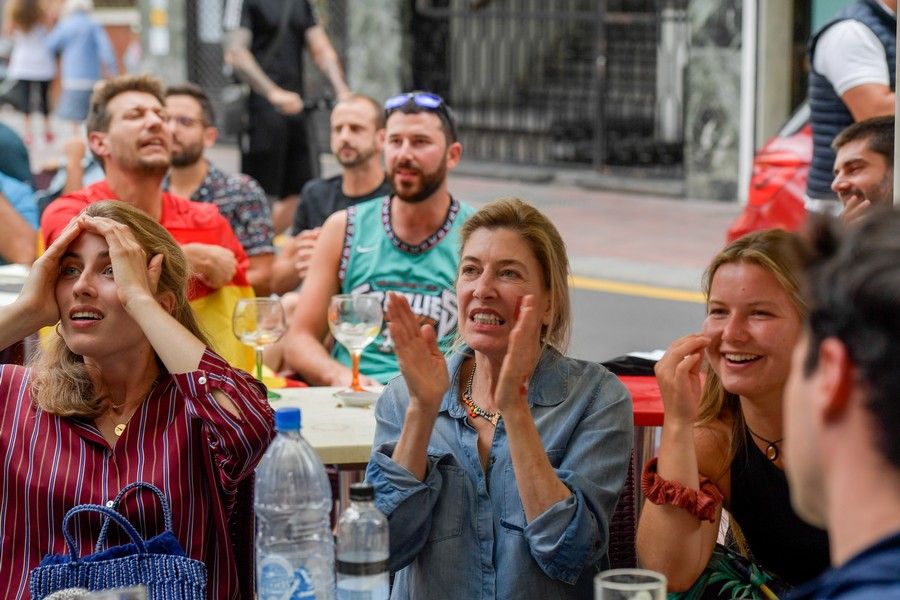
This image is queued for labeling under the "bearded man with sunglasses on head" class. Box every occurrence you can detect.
[282,92,474,387]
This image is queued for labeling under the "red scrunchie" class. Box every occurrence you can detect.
[641,457,724,523]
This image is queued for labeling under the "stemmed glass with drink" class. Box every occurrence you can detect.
[232,297,287,399]
[327,294,383,401]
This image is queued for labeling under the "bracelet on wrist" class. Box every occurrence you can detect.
[641,457,723,523]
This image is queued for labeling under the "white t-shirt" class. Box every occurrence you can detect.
[7,26,55,81]
[813,1,895,94]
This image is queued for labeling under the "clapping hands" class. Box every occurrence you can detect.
[387,292,448,414]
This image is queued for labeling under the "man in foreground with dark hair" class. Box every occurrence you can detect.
[830,115,894,223]
[785,210,900,599]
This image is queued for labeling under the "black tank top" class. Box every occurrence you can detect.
[729,427,831,586]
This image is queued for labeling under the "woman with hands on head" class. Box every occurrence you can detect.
[365,198,633,600]
[636,229,830,597]
[0,201,274,599]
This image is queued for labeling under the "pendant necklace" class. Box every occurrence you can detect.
[462,364,501,426]
[105,390,151,437]
[746,424,783,462]
[107,404,141,437]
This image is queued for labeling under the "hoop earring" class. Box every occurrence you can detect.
[54,322,62,337]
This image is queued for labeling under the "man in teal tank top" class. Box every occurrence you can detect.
[282,92,474,385]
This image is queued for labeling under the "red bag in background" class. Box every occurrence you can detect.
[727,121,811,243]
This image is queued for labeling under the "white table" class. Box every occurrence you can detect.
[272,386,379,465]
[272,386,380,512]
[0,265,31,363]
[0,264,27,307]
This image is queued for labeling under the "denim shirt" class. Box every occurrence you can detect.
[366,347,634,600]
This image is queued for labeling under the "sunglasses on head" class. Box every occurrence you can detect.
[384,92,457,140]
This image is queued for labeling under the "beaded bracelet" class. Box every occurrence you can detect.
[641,458,724,523]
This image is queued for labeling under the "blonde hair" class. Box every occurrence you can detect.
[30,201,209,418]
[4,0,44,31]
[458,197,571,351]
[697,229,809,454]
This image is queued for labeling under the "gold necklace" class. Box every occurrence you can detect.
[462,364,501,426]
[104,392,150,437]
[106,404,141,437]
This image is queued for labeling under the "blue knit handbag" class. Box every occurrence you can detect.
[29,482,207,600]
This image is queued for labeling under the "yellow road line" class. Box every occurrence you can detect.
[569,275,705,304]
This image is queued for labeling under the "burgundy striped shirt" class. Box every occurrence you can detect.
[0,348,275,599]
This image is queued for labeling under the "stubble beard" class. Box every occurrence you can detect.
[337,142,381,169]
[170,139,205,168]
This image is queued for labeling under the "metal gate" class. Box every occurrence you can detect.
[182,0,685,171]
[411,0,687,171]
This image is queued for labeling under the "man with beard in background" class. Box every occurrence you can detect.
[163,83,275,295]
[830,115,894,224]
[281,92,474,386]
[270,94,391,294]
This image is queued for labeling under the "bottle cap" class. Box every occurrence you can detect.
[274,407,301,432]
[349,482,375,501]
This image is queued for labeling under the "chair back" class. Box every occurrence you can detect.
[230,473,256,598]
[607,449,637,568]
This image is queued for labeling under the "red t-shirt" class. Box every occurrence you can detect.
[41,180,250,295]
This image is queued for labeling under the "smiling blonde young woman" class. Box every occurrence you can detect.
[637,229,830,598]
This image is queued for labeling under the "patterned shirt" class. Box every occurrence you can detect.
[0,349,275,599]
[164,161,275,257]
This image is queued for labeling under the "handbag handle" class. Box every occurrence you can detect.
[62,504,148,562]
[95,482,173,553]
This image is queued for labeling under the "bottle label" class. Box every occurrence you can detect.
[258,555,317,600]
[336,584,389,600]
[336,558,389,576]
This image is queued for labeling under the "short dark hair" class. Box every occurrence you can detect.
[384,91,458,144]
[832,115,894,166]
[165,82,216,126]
[803,210,900,469]
[85,74,166,168]
[338,94,385,129]
[86,74,166,134]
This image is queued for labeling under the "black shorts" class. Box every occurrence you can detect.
[240,98,320,199]
[11,79,50,116]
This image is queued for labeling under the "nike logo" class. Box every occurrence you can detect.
[356,245,377,253]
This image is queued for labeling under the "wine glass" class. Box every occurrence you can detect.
[327,294,383,395]
[594,569,667,600]
[233,297,287,399]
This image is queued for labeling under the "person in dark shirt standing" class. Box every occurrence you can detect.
[271,94,390,294]
[223,0,350,233]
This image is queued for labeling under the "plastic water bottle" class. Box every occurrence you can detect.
[256,407,335,600]
[336,483,389,600]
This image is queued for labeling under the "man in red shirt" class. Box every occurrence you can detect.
[41,74,255,371]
